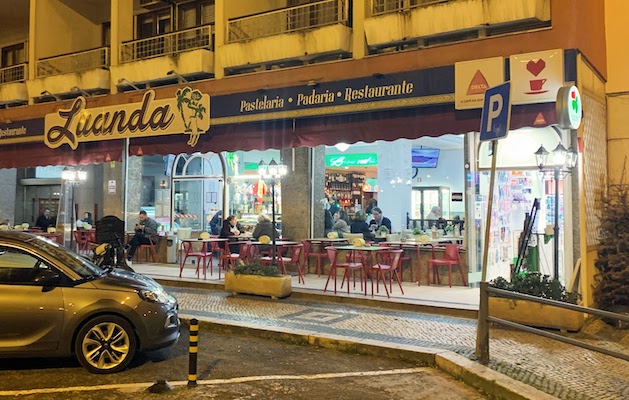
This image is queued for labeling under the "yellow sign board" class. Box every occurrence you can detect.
[44,87,210,150]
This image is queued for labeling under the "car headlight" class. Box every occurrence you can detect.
[139,288,174,304]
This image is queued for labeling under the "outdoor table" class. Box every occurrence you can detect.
[335,245,388,295]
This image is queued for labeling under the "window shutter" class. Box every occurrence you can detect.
[201,3,215,25]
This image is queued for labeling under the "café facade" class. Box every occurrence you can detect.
[0,48,606,305]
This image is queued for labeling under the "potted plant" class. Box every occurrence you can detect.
[224,258,292,299]
[444,224,454,236]
[412,227,424,241]
[489,272,583,332]
[377,225,389,237]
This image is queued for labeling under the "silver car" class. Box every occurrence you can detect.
[0,231,180,373]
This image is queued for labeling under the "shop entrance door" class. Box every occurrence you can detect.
[171,152,225,232]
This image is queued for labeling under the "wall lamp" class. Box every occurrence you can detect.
[307,80,319,88]
[167,70,188,83]
[117,78,142,92]
[40,90,61,101]
[70,86,91,97]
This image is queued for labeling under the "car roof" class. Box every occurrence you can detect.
[0,230,38,242]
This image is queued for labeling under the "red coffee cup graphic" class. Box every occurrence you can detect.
[529,78,547,92]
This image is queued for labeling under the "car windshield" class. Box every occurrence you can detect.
[25,236,102,279]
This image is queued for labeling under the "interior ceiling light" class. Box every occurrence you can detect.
[334,142,350,152]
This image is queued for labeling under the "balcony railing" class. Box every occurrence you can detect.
[0,63,27,84]
[370,0,452,16]
[36,47,110,78]
[228,0,349,43]
[121,24,214,63]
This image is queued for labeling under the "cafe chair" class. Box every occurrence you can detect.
[324,246,364,295]
[134,234,160,263]
[73,230,90,254]
[220,241,253,275]
[280,244,305,283]
[179,240,212,280]
[302,240,327,277]
[176,227,192,263]
[371,249,404,298]
[427,244,467,287]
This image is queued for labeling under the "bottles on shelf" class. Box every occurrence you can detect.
[325,172,366,210]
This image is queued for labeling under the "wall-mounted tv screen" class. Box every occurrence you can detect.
[412,148,440,168]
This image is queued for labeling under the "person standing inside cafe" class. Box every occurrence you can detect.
[125,210,158,267]
[36,208,53,232]
[368,207,392,233]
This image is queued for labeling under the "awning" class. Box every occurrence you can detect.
[0,140,124,169]
[129,102,557,156]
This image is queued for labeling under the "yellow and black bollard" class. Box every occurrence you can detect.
[187,318,199,387]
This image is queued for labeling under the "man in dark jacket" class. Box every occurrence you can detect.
[126,210,158,267]
[368,207,392,233]
[36,208,53,231]
[350,211,375,241]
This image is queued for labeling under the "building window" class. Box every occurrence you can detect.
[178,1,215,29]
[1,43,26,68]
[137,9,172,39]
[102,22,111,47]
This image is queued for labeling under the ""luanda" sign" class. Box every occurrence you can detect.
[44,87,210,150]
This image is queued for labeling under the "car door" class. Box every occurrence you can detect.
[0,245,64,353]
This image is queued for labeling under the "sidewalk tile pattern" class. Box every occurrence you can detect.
[167,287,629,400]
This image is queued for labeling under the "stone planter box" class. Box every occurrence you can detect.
[489,297,585,332]
[224,272,292,299]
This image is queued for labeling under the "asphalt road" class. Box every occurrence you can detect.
[0,327,487,400]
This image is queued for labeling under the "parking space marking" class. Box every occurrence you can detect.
[0,367,430,396]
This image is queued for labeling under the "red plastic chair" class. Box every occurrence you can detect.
[220,241,253,274]
[427,244,467,287]
[73,230,89,254]
[371,249,404,298]
[179,241,213,279]
[302,240,327,277]
[279,244,305,283]
[324,246,364,295]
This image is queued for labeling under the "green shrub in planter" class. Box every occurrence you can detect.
[490,272,580,304]
[233,258,280,277]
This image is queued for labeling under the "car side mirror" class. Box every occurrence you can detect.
[33,269,60,286]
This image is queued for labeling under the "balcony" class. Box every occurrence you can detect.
[113,25,214,87]
[223,0,352,74]
[0,63,28,106]
[27,47,110,101]
[365,0,551,50]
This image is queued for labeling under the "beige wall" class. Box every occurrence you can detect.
[34,0,102,59]
[0,29,29,49]
[225,0,287,19]
[605,0,629,94]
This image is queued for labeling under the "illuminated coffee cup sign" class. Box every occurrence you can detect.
[44,88,210,150]
[555,85,582,130]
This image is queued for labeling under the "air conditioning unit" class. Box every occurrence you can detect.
[140,0,168,9]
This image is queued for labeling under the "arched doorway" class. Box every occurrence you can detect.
[171,152,226,232]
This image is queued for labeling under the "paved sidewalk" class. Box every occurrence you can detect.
[167,286,629,400]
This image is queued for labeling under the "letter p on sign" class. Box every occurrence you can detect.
[480,82,511,142]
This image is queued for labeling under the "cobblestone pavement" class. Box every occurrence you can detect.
[166,287,629,400]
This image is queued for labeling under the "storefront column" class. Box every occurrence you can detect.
[376,140,413,232]
[281,146,326,241]
[0,169,17,225]
[102,162,125,220]
[126,156,143,227]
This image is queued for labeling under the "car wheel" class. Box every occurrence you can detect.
[75,315,137,374]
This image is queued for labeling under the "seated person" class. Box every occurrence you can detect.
[350,211,375,241]
[125,210,158,266]
[35,208,53,232]
[332,210,350,234]
[220,215,245,238]
[368,207,392,234]
[82,212,93,226]
[253,213,278,240]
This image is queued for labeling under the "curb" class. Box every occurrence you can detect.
[179,315,558,400]
[157,277,478,319]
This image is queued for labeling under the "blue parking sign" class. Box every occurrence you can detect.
[480,82,511,142]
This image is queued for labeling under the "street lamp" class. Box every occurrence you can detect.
[534,143,578,281]
[258,158,288,267]
[62,167,88,251]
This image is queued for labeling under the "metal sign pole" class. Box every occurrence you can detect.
[480,140,498,283]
